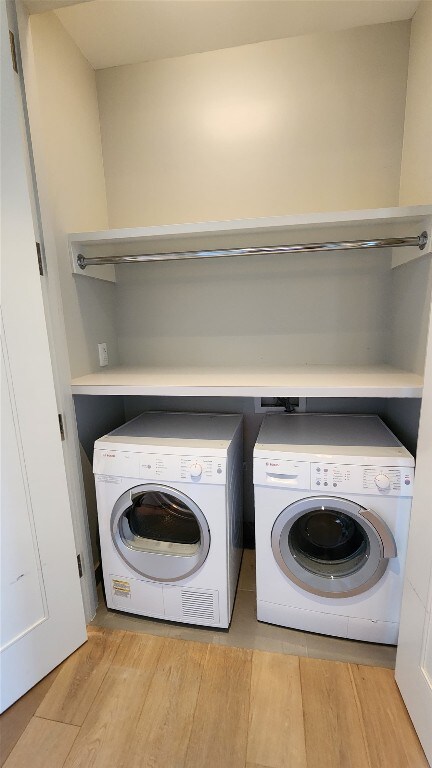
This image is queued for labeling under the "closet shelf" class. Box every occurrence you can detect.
[69,205,432,282]
[70,365,423,398]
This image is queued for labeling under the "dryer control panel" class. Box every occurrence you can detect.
[140,454,226,484]
[94,448,226,483]
[311,462,414,497]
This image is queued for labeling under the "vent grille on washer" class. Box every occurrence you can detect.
[181,589,217,622]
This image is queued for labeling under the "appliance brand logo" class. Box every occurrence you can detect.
[105,453,116,458]
[266,462,279,467]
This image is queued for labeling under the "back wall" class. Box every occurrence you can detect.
[96,21,410,228]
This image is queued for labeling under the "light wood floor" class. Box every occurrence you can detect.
[1,626,427,768]
[90,551,397,669]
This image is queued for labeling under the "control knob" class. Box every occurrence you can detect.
[374,473,391,491]
[189,461,203,479]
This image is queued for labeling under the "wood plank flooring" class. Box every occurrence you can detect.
[1,626,428,768]
[36,627,125,727]
[0,666,61,765]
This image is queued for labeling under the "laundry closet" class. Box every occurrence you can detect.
[7,0,432,752]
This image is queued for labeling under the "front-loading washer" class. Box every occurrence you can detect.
[253,414,415,644]
[94,412,243,628]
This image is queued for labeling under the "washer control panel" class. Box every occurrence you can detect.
[94,448,226,483]
[311,462,414,496]
[254,459,310,489]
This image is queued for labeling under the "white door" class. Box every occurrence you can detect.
[0,4,87,712]
[395,315,432,763]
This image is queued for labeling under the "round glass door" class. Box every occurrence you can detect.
[289,509,368,578]
[111,484,210,582]
[272,496,396,597]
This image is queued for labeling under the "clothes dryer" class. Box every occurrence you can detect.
[94,413,243,628]
[253,414,414,643]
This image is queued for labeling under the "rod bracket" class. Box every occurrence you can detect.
[77,254,87,270]
[419,231,428,250]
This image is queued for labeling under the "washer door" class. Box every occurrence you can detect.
[111,484,210,582]
[271,496,397,597]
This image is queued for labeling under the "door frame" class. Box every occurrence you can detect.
[1,0,88,710]
[9,0,97,622]
[395,304,432,762]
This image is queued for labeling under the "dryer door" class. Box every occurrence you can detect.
[271,496,397,597]
[111,484,210,582]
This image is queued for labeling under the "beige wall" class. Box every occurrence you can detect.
[29,12,108,234]
[28,11,119,377]
[96,21,410,228]
[399,1,432,205]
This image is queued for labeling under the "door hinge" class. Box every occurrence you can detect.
[58,413,65,441]
[36,242,45,276]
[77,554,83,578]
[36,242,44,276]
[9,31,18,74]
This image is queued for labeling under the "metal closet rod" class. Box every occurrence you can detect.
[77,231,428,269]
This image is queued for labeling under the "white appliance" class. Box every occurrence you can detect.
[253,414,415,644]
[94,412,243,628]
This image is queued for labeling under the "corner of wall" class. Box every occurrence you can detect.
[399,1,432,206]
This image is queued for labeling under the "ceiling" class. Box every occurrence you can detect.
[25,0,91,13]
[47,0,420,70]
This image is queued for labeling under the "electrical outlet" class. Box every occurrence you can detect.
[98,342,108,367]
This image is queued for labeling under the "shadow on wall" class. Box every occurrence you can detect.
[74,395,126,462]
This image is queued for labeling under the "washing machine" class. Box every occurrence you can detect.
[253,414,415,644]
[94,412,243,628]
